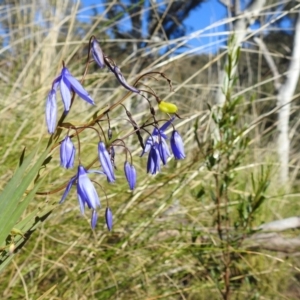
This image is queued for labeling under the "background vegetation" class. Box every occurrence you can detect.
[1,0,300,299]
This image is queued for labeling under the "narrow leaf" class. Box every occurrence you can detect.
[0,146,50,245]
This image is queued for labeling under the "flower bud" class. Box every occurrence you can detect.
[124,162,137,190]
[105,207,113,231]
[60,136,76,169]
[91,37,105,68]
[113,66,140,94]
[170,131,185,159]
[158,101,178,114]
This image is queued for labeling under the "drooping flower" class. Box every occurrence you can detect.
[147,144,161,174]
[124,161,136,190]
[60,136,76,169]
[113,66,140,94]
[91,37,105,69]
[141,117,174,157]
[140,117,185,172]
[98,142,115,182]
[46,67,95,116]
[158,101,178,114]
[157,138,171,165]
[60,67,95,112]
[60,165,103,228]
[45,89,57,134]
[105,207,113,231]
[77,166,101,212]
[170,131,185,159]
[91,209,98,229]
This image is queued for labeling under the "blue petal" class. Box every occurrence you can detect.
[147,144,160,174]
[64,74,95,105]
[113,66,140,94]
[91,210,98,229]
[60,136,76,169]
[124,162,136,190]
[77,192,86,214]
[77,165,101,210]
[52,75,61,91]
[45,90,57,134]
[98,142,115,182]
[105,207,113,231]
[140,135,154,156]
[162,138,171,157]
[159,116,175,132]
[154,147,161,174]
[171,131,185,159]
[158,138,170,165]
[152,128,159,136]
[159,131,168,140]
[91,38,105,68]
[147,148,155,174]
[61,67,71,77]
[60,76,71,112]
[60,175,77,204]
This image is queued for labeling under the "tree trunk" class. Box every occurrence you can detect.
[277,11,300,183]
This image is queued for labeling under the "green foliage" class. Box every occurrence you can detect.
[189,40,269,299]
[0,146,50,268]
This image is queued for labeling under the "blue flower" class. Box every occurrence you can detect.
[47,67,95,114]
[60,136,76,169]
[98,142,115,182]
[157,138,170,165]
[91,37,105,69]
[141,118,174,157]
[147,144,161,174]
[170,131,185,159]
[124,162,136,190]
[91,210,98,229]
[45,89,57,134]
[60,165,103,228]
[105,207,113,231]
[113,66,140,94]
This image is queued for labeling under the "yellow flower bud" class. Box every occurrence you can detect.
[158,101,178,114]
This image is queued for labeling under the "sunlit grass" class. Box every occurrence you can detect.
[0,1,300,299]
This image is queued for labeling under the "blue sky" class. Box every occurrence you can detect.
[77,0,295,54]
[178,0,227,52]
[78,0,227,53]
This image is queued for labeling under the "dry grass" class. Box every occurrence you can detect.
[0,1,300,299]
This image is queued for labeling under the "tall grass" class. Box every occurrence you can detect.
[0,1,300,299]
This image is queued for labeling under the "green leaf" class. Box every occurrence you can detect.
[0,146,37,207]
[0,146,50,246]
[0,204,54,273]
[1,176,44,244]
